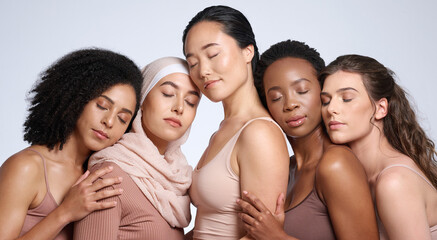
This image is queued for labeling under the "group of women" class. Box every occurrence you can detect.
[0,4,436,240]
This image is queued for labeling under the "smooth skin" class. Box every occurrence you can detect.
[0,84,137,240]
[237,58,378,239]
[321,71,437,240]
[74,72,201,239]
[185,21,289,240]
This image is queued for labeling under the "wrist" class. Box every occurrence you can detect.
[53,204,73,225]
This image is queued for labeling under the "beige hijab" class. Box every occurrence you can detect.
[89,57,193,228]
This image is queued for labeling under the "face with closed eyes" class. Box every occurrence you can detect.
[263,57,322,138]
[141,73,201,150]
[184,21,254,102]
[320,70,375,144]
[73,83,137,152]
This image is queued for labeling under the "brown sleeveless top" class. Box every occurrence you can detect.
[19,149,73,239]
[283,158,336,240]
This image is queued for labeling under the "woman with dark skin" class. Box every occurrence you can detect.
[0,48,143,240]
[237,40,378,240]
[320,54,437,239]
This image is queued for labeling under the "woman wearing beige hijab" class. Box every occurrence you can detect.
[74,57,201,240]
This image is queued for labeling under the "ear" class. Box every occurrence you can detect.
[242,44,255,64]
[374,98,388,120]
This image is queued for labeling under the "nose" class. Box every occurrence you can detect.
[199,61,211,79]
[283,95,299,112]
[101,111,116,128]
[172,97,184,115]
[326,99,338,115]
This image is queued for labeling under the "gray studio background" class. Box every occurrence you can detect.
[1,0,436,232]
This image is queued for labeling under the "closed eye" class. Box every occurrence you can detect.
[96,103,107,110]
[297,90,309,95]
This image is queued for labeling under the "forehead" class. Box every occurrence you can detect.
[156,73,199,92]
[184,21,234,54]
[323,71,366,91]
[264,57,318,85]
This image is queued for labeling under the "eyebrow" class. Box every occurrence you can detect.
[160,81,201,97]
[185,43,219,58]
[100,95,133,115]
[266,78,311,94]
[320,87,358,96]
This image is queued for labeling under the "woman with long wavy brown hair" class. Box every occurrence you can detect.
[320,54,437,239]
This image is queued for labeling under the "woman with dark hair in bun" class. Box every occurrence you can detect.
[0,48,143,240]
[183,5,289,239]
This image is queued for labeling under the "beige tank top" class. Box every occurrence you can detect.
[190,117,283,239]
[376,164,437,240]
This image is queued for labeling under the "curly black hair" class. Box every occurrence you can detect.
[254,40,325,108]
[24,48,143,150]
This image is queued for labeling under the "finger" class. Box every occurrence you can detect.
[239,212,256,226]
[237,198,263,219]
[275,192,285,215]
[89,176,123,192]
[92,187,124,201]
[73,170,90,186]
[242,191,268,212]
[83,166,114,184]
[92,200,118,210]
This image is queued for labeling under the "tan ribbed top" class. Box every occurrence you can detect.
[73,162,184,240]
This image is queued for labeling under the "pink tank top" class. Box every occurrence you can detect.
[190,117,283,240]
[376,164,437,240]
[19,149,73,239]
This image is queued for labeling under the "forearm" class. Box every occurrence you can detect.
[12,206,71,240]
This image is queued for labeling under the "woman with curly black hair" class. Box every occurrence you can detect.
[0,48,143,240]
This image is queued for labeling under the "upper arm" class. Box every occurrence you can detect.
[316,147,378,240]
[375,170,431,240]
[237,121,289,213]
[0,152,41,239]
[73,163,122,240]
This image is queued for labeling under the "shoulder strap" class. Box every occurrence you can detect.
[25,148,50,192]
[377,164,436,190]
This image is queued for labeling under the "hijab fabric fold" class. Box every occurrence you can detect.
[89,57,192,228]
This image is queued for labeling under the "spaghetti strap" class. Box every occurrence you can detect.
[239,117,287,142]
[377,164,436,190]
[25,148,51,192]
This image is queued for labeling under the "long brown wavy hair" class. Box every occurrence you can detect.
[320,54,437,188]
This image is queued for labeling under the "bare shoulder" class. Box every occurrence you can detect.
[238,119,285,147]
[375,166,422,201]
[1,149,44,184]
[317,145,363,177]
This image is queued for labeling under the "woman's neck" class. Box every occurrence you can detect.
[222,74,266,119]
[348,125,400,184]
[288,125,330,170]
[36,136,91,169]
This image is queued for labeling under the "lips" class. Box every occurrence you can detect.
[164,118,182,127]
[204,80,219,89]
[328,120,345,130]
[286,115,306,127]
[93,129,109,140]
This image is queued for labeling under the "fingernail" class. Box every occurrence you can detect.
[243,190,248,195]
[119,188,124,193]
[118,177,123,181]
[108,166,113,170]
[236,199,240,203]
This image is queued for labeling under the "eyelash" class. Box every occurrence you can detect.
[118,117,127,124]
[163,93,174,97]
[97,103,107,110]
[298,90,309,95]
